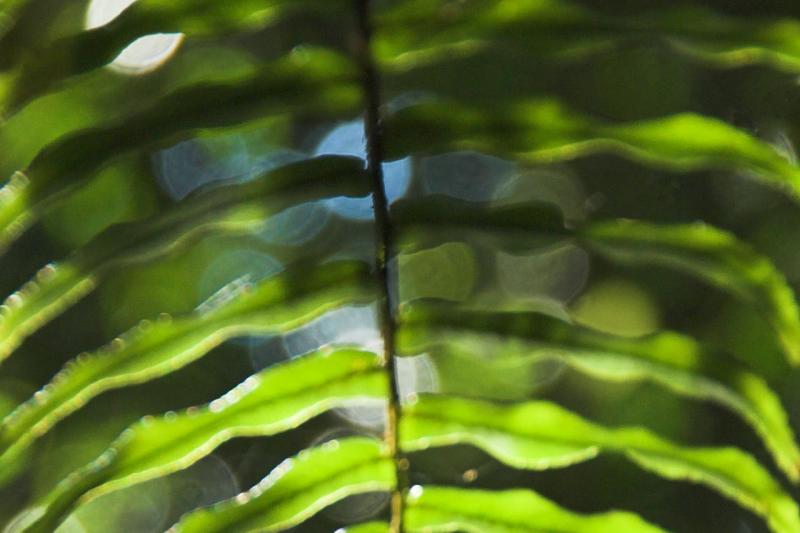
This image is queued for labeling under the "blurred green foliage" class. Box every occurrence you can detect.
[3,0,800,532]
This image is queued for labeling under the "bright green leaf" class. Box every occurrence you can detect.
[173,437,395,532]
[405,486,668,533]
[401,395,800,533]
[398,305,800,483]
[14,348,388,533]
[339,522,391,533]
[0,260,375,473]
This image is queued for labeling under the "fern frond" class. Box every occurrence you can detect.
[401,394,800,533]
[13,348,387,532]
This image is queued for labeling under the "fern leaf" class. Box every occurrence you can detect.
[339,522,391,533]
[384,100,800,203]
[394,196,800,367]
[0,156,369,359]
[217,484,666,533]
[13,348,388,533]
[377,0,800,74]
[405,486,668,533]
[401,395,800,533]
[0,260,374,473]
[0,48,359,252]
[173,437,394,532]
[0,1,352,110]
[580,219,800,366]
[399,305,800,483]
[392,196,567,253]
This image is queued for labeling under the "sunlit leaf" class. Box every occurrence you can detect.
[0,48,360,252]
[339,522,390,533]
[0,156,369,361]
[173,437,394,532]
[0,260,375,474]
[401,394,800,533]
[399,304,800,483]
[225,483,666,533]
[13,348,388,533]
[405,486,668,533]
[384,100,800,203]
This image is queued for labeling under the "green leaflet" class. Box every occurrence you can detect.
[579,219,800,366]
[398,305,800,483]
[0,47,360,252]
[0,260,375,474]
[392,196,800,367]
[0,156,369,361]
[340,522,391,533]
[391,196,567,254]
[198,483,664,533]
[173,437,395,532]
[401,395,800,533]
[12,348,388,533]
[405,486,668,533]
[376,0,800,74]
[0,0,352,112]
[0,171,30,253]
[383,100,800,203]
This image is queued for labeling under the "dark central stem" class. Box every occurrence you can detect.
[354,1,407,531]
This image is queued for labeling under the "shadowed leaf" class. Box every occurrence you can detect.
[377,0,800,74]
[0,48,360,252]
[384,100,800,203]
[0,0,351,109]
[0,156,369,361]
[393,197,800,367]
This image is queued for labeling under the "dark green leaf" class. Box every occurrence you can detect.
[580,219,800,366]
[0,0,350,109]
[0,156,369,360]
[393,197,800,367]
[0,48,360,252]
[384,100,800,203]
[377,0,800,74]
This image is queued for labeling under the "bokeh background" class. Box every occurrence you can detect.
[3,0,800,531]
